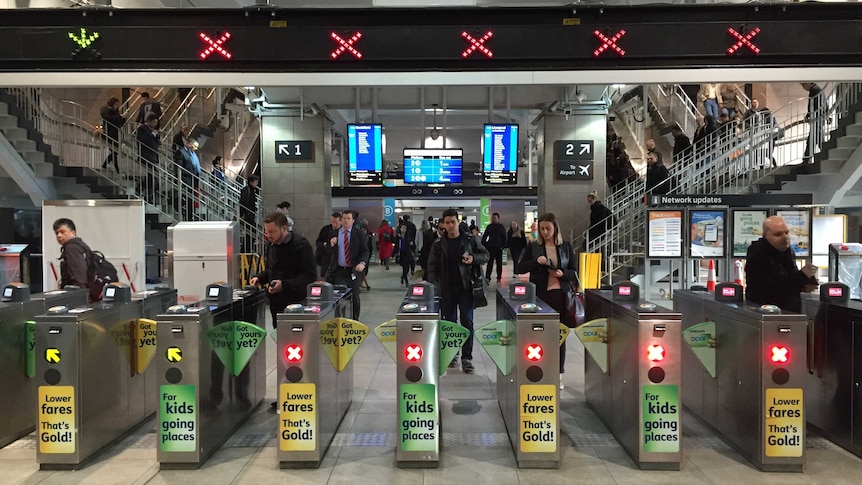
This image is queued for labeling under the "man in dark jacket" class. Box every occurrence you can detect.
[745,216,818,313]
[53,218,92,295]
[135,92,163,127]
[645,152,671,196]
[249,212,316,327]
[427,209,490,374]
[481,212,508,284]
[315,211,341,278]
[100,97,125,173]
[239,175,260,252]
[587,191,613,249]
[671,125,691,163]
[326,209,369,319]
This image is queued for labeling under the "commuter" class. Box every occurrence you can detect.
[610,142,637,189]
[645,138,663,166]
[507,221,527,275]
[315,211,341,279]
[179,139,202,220]
[517,212,578,381]
[745,215,818,313]
[801,82,824,163]
[135,92,162,128]
[100,97,125,173]
[53,218,93,298]
[239,175,260,252]
[171,124,188,165]
[401,215,418,275]
[459,217,469,235]
[482,212,508,284]
[275,201,295,233]
[427,215,435,229]
[359,217,372,291]
[417,219,435,278]
[587,191,614,250]
[211,157,225,183]
[720,83,740,117]
[397,225,415,286]
[326,209,368,319]
[606,149,622,189]
[698,83,722,121]
[645,152,671,196]
[136,113,160,197]
[469,219,478,235]
[377,220,395,269]
[530,220,538,241]
[426,208,489,374]
[744,100,780,168]
[671,125,691,163]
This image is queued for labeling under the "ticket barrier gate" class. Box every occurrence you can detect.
[488,282,560,468]
[675,284,807,472]
[802,282,862,459]
[33,283,177,469]
[582,282,682,470]
[277,282,365,468]
[0,284,88,448]
[155,283,266,469]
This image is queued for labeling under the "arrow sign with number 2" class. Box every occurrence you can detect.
[579,143,591,155]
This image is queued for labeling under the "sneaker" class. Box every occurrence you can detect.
[448,358,459,368]
[559,383,565,390]
[462,359,475,374]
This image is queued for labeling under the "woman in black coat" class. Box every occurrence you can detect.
[507,221,527,275]
[517,212,577,382]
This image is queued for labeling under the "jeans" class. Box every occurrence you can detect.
[704,99,719,120]
[485,247,503,280]
[440,290,475,360]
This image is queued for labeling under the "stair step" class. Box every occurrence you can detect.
[846,124,862,137]
[0,102,9,115]
[1,127,27,140]
[28,161,53,178]
[9,138,35,152]
[22,150,46,164]
[0,115,17,129]
[828,147,855,160]
[837,135,862,148]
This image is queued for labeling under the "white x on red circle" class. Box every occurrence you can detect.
[526,345,543,361]
[461,31,494,58]
[406,344,422,361]
[286,345,302,361]
[330,31,363,59]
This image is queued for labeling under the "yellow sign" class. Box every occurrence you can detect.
[373,319,398,362]
[574,318,609,373]
[134,319,158,374]
[45,348,61,364]
[279,383,316,451]
[166,346,183,363]
[519,384,557,453]
[562,18,581,26]
[38,386,75,453]
[559,324,570,345]
[270,20,288,28]
[765,388,804,457]
[320,318,369,372]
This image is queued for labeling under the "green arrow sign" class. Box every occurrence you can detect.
[205,321,267,376]
[682,321,717,378]
[476,319,517,375]
[24,320,35,378]
[573,318,609,373]
[373,319,398,362]
[439,320,470,375]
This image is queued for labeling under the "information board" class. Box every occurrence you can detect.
[482,124,518,184]
[776,209,811,257]
[689,209,726,258]
[732,209,768,257]
[347,124,383,185]
[554,140,594,180]
[403,148,463,184]
[647,210,683,258]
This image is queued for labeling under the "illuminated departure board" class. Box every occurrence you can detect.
[403,148,463,184]
[482,124,518,184]
[348,124,383,185]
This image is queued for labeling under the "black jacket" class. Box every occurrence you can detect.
[517,241,578,294]
[136,124,159,164]
[672,134,691,161]
[646,162,671,195]
[418,228,437,269]
[745,238,816,313]
[59,237,91,290]
[254,233,316,310]
[427,232,489,298]
[588,201,613,243]
[325,226,370,279]
[239,184,258,220]
[315,223,338,268]
[100,105,125,141]
[482,222,508,249]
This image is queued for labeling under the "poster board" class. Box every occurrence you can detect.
[689,209,726,258]
[732,210,768,257]
[812,215,846,255]
[647,210,683,258]
[775,209,812,257]
[42,200,146,292]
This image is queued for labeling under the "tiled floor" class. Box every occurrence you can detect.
[5,263,862,484]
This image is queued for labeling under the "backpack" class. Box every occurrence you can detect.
[383,231,392,242]
[87,249,119,302]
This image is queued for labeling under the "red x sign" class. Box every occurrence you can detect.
[593,29,626,57]
[285,344,302,362]
[199,32,232,60]
[770,345,789,363]
[330,31,363,59]
[461,31,494,58]
[405,344,422,362]
[727,27,761,55]
[526,344,543,361]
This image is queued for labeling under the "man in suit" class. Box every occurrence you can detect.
[326,209,369,318]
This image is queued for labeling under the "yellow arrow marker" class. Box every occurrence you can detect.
[166,346,182,363]
[45,348,61,364]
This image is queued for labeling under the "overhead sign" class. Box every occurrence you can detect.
[275,140,314,162]
[649,193,813,207]
[554,140,594,180]
[330,31,363,59]
[198,31,232,60]
[461,30,494,58]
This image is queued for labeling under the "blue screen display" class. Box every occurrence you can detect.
[347,124,383,184]
[403,148,463,184]
[482,124,519,184]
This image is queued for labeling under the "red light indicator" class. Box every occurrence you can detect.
[461,31,494,58]
[311,286,322,296]
[514,286,526,295]
[526,344,543,361]
[330,31,363,59]
[829,287,843,297]
[722,287,736,297]
[727,27,761,55]
[412,286,424,296]
[593,29,626,57]
[618,286,631,296]
[285,344,303,362]
[199,32,232,60]
[647,344,665,362]
[405,344,422,362]
[771,345,789,363]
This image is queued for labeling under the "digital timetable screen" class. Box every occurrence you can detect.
[403,148,463,184]
[347,124,383,185]
[482,124,518,184]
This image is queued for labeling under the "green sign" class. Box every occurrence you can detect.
[476,319,517,375]
[682,321,717,378]
[205,321,266,376]
[479,198,491,233]
[573,318,609,373]
[399,383,438,452]
[439,320,470,375]
[25,320,35,378]
[373,319,397,362]
[642,384,680,453]
[159,384,196,452]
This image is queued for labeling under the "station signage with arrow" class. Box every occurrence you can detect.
[554,140,594,180]
[275,140,314,162]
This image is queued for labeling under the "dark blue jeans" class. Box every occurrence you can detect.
[440,290,475,360]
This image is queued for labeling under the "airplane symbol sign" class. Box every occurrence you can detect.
[553,140,594,180]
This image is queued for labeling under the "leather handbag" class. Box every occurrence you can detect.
[565,274,586,327]
[470,265,488,308]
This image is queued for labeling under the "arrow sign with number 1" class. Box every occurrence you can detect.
[579,143,591,155]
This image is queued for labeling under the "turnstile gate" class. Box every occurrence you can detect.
[493,282,561,468]
[583,282,682,470]
[277,282,357,468]
[33,283,177,469]
[0,284,88,448]
[155,283,266,469]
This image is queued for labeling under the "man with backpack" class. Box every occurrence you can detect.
[53,218,118,302]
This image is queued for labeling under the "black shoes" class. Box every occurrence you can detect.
[462,359,475,374]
